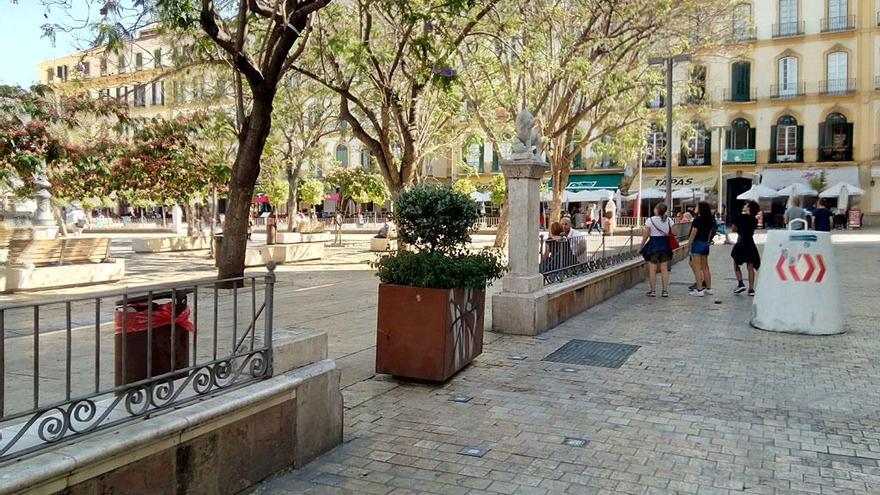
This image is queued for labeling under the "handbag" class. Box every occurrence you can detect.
[652,218,679,250]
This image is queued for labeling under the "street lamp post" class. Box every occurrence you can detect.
[710,125,726,218]
[649,54,692,208]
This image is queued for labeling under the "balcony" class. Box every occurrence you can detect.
[772,21,805,38]
[643,158,666,168]
[819,78,856,96]
[721,88,758,103]
[733,27,757,43]
[770,82,806,99]
[684,93,707,106]
[821,15,856,33]
[724,149,756,164]
[875,76,880,90]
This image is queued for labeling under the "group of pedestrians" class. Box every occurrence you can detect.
[638,200,762,298]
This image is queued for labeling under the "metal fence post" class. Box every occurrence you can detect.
[265,261,276,376]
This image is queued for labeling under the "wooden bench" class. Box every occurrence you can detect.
[7,238,111,267]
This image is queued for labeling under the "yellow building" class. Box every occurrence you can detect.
[638,0,879,225]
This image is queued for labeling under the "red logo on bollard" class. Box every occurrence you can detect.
[776,254,826,283]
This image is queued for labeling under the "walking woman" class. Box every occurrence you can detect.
[731,200,761,296]
[639,203,675,297]
[687,201,715,297]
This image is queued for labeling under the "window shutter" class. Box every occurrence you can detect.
[748,127,756,151]
[818,123,827,161]
[725,129,732,150]
[769,126,778,163]
[844,123,854,161]
[492,149,500,172]
[704,132,712,166]
[796,125,804,162]
[680,141,688,166]
[479,144,485,173]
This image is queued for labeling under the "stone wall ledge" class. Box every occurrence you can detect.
[0,358,341,495]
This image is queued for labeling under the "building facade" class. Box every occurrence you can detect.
[638,0,880,224]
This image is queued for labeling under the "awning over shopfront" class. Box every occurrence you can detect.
[759,167,859,190]
[643,171,717,191]
[549,173,623,191]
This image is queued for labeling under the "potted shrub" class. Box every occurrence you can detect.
[374,184,506,381]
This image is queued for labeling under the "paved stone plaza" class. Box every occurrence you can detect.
[249,232,880,495]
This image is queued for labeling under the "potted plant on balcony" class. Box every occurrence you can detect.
[374,184,506,381]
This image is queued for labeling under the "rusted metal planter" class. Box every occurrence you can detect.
[376,284,485,382]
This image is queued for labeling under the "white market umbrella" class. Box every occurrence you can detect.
[470,191,491,202]
[671,188,695,200]
[625,188,665,201]
[838,184,849,210]
[819,182,865,198]
[541,190,568,203]
[737,184,780,201]
[777,182,818,198]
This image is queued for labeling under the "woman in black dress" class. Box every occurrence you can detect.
[731,200,761,296]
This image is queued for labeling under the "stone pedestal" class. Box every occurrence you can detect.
[492,158,549,335]
[500,159,547,294]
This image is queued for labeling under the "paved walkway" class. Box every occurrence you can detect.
[251,232,880,495]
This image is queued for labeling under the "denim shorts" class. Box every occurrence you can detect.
[690,240,710,256]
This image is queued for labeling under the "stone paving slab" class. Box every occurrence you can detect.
[250,233,880,495]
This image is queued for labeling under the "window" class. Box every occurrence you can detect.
[597,135,618,169]
[98,88,111,98]
[645,124,666,167]
[46,68,54,83]
[730,61,751,102]
[689,65,707,104]
[117,55,126,73]
[826,51,848,93]
[729,118,754,149]
[100,57,108,76]
[335,144,349,168]
[778,0,798,36]
[79,62,90,76]
[778,56,798,96]
[135,53,143,70]
[827,0,848,31]
[819,112,853,161]
[772,115,801,163]
[491,143,512,172]
[115,87,124,102]
[55,65,68,82]
[683,123,710,166]
[361,148,372,169]
[151,81,164,106]
[153,49,162,68]
[134,85,146,107]
[464,142,484,173]
[734,3,753,41]
[646,93,664,109]
[216,77,229,97]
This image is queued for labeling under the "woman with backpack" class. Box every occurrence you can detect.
[639,202,675,297]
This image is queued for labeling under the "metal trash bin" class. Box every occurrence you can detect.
[114,291,193,388]
[266,216,277,245]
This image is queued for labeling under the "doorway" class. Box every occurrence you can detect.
[726,177,753,223]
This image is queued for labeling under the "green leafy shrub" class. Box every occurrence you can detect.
[375,183,506,289]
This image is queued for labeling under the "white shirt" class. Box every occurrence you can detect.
[646,216,674,237]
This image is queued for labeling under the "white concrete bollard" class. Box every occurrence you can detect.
[751,219,843,335]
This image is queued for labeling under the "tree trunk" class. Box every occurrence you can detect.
[286,166,299,232]
[493,193,510,249]
[217,96,274,280]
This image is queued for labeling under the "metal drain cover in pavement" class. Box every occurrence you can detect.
[543,339,640,368]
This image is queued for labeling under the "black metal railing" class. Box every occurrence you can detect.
[733,27,757,43]
[643,158,667,168]
[720,87,758,103]
[0,267,276,462]
[772,21,805,38]
[819,78,856,96]
[821,15,856,32]
[770,82,806,99]
[540,231,638,285]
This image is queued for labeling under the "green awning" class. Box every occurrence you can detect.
[549,173,624,191]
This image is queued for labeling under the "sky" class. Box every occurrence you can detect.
[0,1,91,87]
